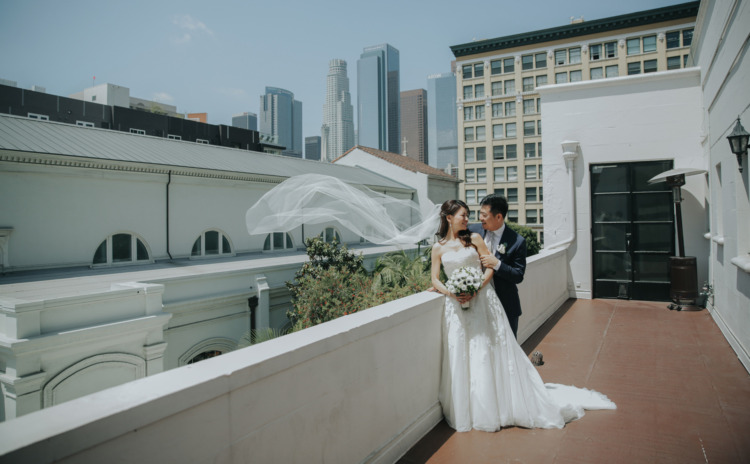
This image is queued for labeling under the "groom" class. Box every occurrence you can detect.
[469,194,527,338]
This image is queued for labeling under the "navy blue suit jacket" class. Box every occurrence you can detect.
[468,223,526,318]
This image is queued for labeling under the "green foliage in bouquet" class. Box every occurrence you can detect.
[506,222,541,256]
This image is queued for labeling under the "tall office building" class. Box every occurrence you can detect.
[305,136,321,161]
[232,112,258,131]
[400,89,428,164]
[451,3,697,239]
[321,59,355,162]
[427,72,458,171]
[259,87,303,158]
[357,43,400,153]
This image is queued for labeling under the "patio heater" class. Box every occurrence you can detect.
[648,168,706,310]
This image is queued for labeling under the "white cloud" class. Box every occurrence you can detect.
[170,33,191,45]
[173,14,213,36]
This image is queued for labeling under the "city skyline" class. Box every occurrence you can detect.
[0,0,690,144]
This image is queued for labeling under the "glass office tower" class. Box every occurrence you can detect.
[259,87,303,158]
[427,73,458,171]
[357,44,400,153]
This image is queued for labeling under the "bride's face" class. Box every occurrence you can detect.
[448,207,469,232]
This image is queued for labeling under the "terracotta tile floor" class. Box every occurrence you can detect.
[398,299,750,464]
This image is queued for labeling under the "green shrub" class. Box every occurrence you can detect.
[506,222,541,256]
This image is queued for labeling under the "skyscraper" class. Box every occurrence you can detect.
[232,112,258,131]
[357,44,400,153]
[400,89,428,164]
[427,72,458,171]
[259,87,303,158]
[321,59,355,162]
[305,136,321,161]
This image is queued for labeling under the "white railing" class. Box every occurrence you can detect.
[0,248,571,464]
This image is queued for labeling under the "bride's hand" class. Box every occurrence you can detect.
[455,293,473,304]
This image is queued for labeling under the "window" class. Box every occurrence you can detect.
[168,134,182,140]
[464,106,473,121]
[667,56,681,70]
[569,47,581,64]
[464,147,475,162]
[463,85,473,99]
[476,126,486,141]
[536,75,547,87]
[683,29,693,47]
[538,141,542,156]
[507,166,518,181]
[504,79,515,95]
[526,187,537,202]
[524,121,535,136]
[492,103,502,117]
[535,53,546,69]
[523,99,535,114]
[469,210,476,221]
[555,49,567,66]
[477,168,487,182]
[491,60,503,75]
[507,188,518,203]
[264,232,294,250]
[493,146,504,160]
[494,167,505,182]
[466,190,476,204]
[505,123,516,138]
[507,210,518,222]
[196,139,209,144]
[537,121,542,135]
[539,187,544,201]
[540,209,544,223]
[494,188,505,197]
[627,38,641,55]
[477,189,487,201]
[570,70,582,82]
[666,31,680,49]
[606,65,619,78]
[320,227,341,244]
[192,230,232,257]
[465,168,475,182]
[491,81,503,96]
[93,233,150,265]
[130,128,146,135]
[644,59,657,73]
[76,120,94,127]
[590,44,602,61]
[464,127,474,142]
[526,209,538,224]
[505,101,516,117]
[91,95,96,101]
[493,124,503,139]
[524,143,536,158]
[28,113,49,120]
[643,35,656,53]
[523,77,534,92]
[522,55,533,70]
[475,105,485,120]
[525,165,537,180]
[627,62,641,75]
[605,41,617,58]
[474,63,484,78]
[536,98,541,112]
[475,84,485,98]
[463,65,473,79]
[506,144,517,159]
[555,72,568,84]
[476,146,486,161]
[590,67,603,80]
[503,57,514,73]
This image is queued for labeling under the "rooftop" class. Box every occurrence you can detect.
[335,145,458,181]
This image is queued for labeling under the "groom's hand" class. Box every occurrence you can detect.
[480,254,499,270]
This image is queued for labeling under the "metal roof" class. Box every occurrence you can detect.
[0,114,412,191]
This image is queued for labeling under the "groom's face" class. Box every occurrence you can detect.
[479,205,504,232]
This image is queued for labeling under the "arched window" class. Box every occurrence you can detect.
[320,227,341,244]
[263,232,294,251]
[92,233,151,266]
[191,230,233,257]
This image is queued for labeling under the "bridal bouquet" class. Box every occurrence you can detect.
[445,266,484,310]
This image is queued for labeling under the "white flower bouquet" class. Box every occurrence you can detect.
[445,266,484,310]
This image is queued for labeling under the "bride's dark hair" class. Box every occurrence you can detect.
[437,199,475,249]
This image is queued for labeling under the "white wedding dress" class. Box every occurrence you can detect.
[439,247,616,432]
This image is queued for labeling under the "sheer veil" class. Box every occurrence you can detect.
[246,173,440,246]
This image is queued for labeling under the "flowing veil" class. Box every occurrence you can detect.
[246,173,440,246]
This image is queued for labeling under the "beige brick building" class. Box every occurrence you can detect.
[450,2,698,243]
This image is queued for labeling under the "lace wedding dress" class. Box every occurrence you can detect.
[439,247,616,432]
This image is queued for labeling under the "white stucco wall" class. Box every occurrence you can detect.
[539,68,707,299]
[691,0,750,371]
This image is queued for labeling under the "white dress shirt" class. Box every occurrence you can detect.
[485,224,505,271]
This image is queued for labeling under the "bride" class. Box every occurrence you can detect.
[431,199,615,432]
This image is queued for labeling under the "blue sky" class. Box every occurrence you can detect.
[1,0,689,140]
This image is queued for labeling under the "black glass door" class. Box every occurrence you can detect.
[591,160,674,300]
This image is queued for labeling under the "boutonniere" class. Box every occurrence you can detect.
[497,243,507,255]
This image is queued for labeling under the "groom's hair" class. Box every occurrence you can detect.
[480,194,509,219]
